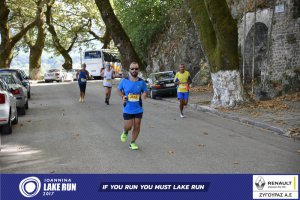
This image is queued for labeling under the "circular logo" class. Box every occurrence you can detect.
[19,177,41,198]
[255,176,266,190]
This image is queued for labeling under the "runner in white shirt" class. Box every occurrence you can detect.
[101,63,115,105]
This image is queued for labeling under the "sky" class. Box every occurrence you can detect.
[10,45,103,75]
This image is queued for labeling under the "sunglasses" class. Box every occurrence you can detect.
[130,68,139,71]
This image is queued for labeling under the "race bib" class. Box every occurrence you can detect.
[178,83,189,92]
[128,94,140,102]
[105,79,111,82]
[81,78,87,82]
[179,83,188,89]
[179,84,186,89]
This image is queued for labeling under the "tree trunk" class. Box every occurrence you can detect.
[46,0,73,70]
[101,29,111,49]
[242,0,247,85]
[252,0,257,93]
[94,0,143,70]
[0,0,36,68]
[28,0,47,80]
[186,0,244,107]
[0,45,13,68]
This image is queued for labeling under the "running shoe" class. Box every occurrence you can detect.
[180,114,185,118]
[79,97,82,102]
[129,142,139,150]
[120,131,127,142]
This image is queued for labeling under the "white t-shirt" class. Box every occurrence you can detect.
[103,68,114,87]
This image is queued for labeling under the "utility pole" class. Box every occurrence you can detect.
[79,47,82,66]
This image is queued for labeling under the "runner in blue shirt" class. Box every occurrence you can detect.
[76,63,90,103]
[117,62,148,150]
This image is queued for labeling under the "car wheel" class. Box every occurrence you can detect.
[25,100,29,110]
[45,80,49,83]
[2,113,12,134]
[150,90,156,99]
[18,106,26,115]
[28,91,31,99]
[12,110,18,125]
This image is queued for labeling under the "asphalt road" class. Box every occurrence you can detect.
[1,81,299,173]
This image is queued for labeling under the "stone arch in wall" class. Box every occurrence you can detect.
[244,22,269,84]
[239,9,272,50]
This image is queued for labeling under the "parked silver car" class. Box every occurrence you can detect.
[0,73,28,115]
[0,69,31,99]
[44,68,67,82]
[0,79,18,134]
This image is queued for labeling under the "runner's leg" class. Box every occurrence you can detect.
[180,100,184,115]
[82,84,86,101]
[124,119,133,133]
[108,87,112,100]
[132,118,141,142]
[105,87,109,104]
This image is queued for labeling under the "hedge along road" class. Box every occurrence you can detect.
[1,80,299,173]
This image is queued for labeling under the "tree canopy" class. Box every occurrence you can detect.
[113,0,183,63]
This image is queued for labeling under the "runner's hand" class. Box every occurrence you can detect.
[122,96,127,103]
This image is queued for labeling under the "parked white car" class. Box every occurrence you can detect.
[44,68,67,82]
[0,73,28,115]
[0,79,18,134]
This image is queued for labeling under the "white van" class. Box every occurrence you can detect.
[83,50,122,79]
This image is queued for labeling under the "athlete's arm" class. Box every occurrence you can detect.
[117,90,127,103]
[187,71,192,85]
[117,79,127,103]
[100,68,104,76]
[86,71,91,79]
[187,76,192,85]
[141,92,147,100]
[76,70,79,80]
[174,73,180,85]
[141,81,148,100]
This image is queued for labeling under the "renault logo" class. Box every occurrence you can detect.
[255,176,266,190]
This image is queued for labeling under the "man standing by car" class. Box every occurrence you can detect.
[174,64,192,118]
[117,62,148,150]
[76,63,90,103]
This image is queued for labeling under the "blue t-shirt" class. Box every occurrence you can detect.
[118,77,148,114]
[78,70,88,85]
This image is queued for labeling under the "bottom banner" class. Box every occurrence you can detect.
[1,174,299,200]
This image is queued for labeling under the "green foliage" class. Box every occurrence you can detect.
[47,0,104,54]
[113,0,183,62]
[8,0,105,55]
[7,0,37,53]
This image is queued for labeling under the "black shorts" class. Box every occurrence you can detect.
[123,113,143,120]
[79,83,86,92]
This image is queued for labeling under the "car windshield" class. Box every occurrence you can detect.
[19,70,28,79]
[47,69,59,73]
[0,74,15,84]
[151,72,174,81]
[0,70,17,76]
